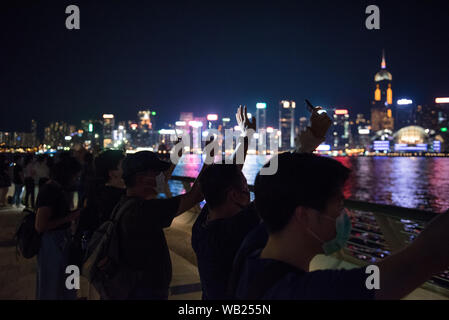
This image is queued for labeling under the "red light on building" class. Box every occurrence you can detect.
[335,109,348,115]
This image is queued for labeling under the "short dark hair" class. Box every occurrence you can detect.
[199,164,245,210]
[50,156,82,187]
[95,150,125,182]
[254,153,350,234]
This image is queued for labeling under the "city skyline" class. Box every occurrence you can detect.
[1,1,449,133]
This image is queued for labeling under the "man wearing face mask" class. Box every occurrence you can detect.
[232,152,449,300]
[191,106,258,300]
[191,106,331,300]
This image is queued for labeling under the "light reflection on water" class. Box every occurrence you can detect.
[170,154,449,213]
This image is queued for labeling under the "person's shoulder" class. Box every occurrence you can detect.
[193,206,209,229]
[39,181,60,193]
[133,196,180,218]
[232,203,260,225]
[307,266,367,280]
[103,185,126,198]
[281,267,372,300]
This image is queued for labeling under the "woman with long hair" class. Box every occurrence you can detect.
[34,155,82,300]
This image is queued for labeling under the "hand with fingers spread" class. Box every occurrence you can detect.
[236,105,257,137]
[309,107,332,139]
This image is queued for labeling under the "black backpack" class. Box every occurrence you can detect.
[15,208,41,259]
[82,198,143,300]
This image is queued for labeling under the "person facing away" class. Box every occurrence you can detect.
[80,150,126,235]
[108,149,206,300]
[232,152,449,300]
[34,155,50,189]
[23,155,36,208]
[191,105,331,300]
[0,156,11,207]
[12,155,25,208]
[34,156,82,300]
[192,164,259,300]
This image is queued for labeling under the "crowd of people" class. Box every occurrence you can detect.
[0,154,53,209]
[5,105,449,300]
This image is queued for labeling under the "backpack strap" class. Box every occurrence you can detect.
[245,260,303,300]
[110,197,137,223]
[107,198,139,260]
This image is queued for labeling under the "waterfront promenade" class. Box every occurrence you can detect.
[0,185,447,300]
[0,205,202,300]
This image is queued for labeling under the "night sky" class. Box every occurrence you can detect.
[1,0,449,133]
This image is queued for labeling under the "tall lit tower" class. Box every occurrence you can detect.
[371,50,394,132]
[138,110,153,130]
[332,109,351,150]
[256,103,267,130]
[279,100,296,150]
[103,114,115,148]
[31,119,37,147]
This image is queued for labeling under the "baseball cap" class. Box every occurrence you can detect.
[122,151,171,179]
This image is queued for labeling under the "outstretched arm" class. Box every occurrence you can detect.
[174,137,215,216]
[373,211,449,300]
[231,105,257,171]
[164,137,183,182]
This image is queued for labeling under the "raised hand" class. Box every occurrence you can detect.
[236,105,256,136]
[310,107,332,139]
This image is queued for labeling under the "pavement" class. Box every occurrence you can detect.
[0,205,202,300]
[0,198,447,300]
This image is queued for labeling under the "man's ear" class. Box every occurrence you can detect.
[134,173,144,186]
[227,189,237,202]
[108,170,115,180]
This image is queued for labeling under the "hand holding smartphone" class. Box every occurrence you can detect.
[305,99,326,115]
[305,99,332,139]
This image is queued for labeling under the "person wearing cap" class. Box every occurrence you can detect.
[111,148,205,300]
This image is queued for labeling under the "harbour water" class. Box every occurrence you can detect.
[171,155,449,213]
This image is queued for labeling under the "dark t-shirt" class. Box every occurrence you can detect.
[191,202,261,300]
[35,181,71,230]
[97,186,126,224]
[233,224,375,300]
[118,196,181,292]
[79,183,126,234]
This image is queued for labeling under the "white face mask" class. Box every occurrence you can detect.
[155,172,166,194]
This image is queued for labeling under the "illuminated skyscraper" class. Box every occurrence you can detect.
[298,117,308,134]
[395,99,415,129]
[43,121,71,148]
[354,114,371,149]
[371,50,394,132]
[31,119,38,147]
[138,110,153,130]
[332,109,351,150]
[136,110,158,148]
[103,114,115,148]
[256,103,267,130]
[279,100,296,150]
